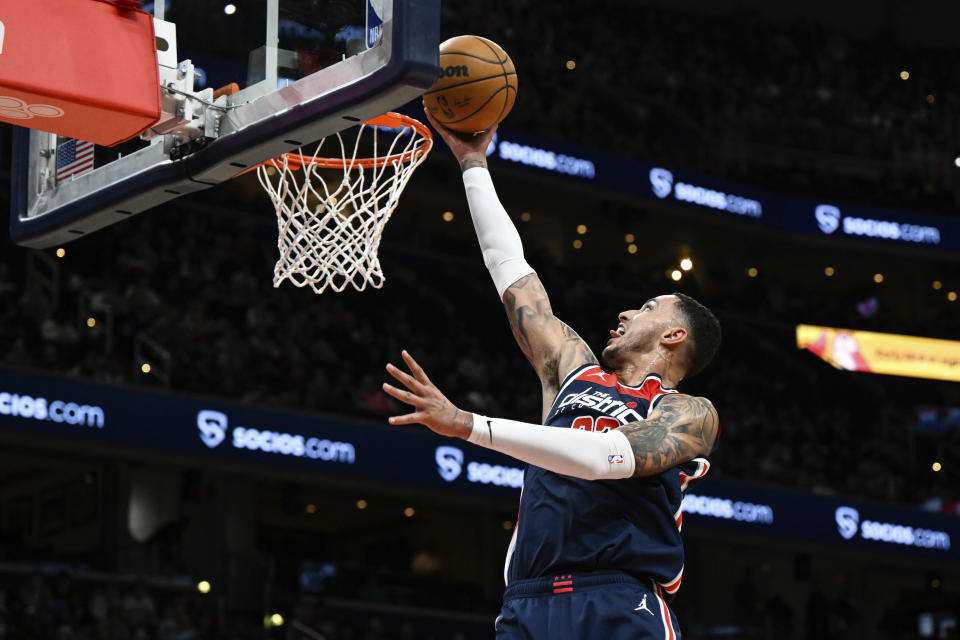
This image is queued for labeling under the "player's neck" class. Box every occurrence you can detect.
[614,351,682,388]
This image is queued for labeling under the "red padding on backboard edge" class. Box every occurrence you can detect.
[0,0,161,147]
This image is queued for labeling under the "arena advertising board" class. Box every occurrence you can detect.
[483,127,958,253]
[0,367,957,559]
[797,324,960,383]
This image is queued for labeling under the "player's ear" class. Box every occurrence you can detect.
[660,326,687,347]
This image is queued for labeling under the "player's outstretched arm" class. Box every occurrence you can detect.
[424,110,598,396]
[384,352,718,481]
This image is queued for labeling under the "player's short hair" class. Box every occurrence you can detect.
[671,293,721,377]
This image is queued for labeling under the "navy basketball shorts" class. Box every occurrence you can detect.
[495,571,681,640]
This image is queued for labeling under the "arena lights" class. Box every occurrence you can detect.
[627,244,638,254]
[441,211,454,222]
[747,267,758,278]
[403,507,415,517]
[502,520,513,530]
[520,212,532,222]
[873,273,884,283]
[624,233,635,243]
[305,503,317,514]
[949,292,958,302]
[670,270,682,282]
[954,157,960,168]
[680,257,693,271]
[824,266,835,277]
[900,70,910,80]
[933,462,942,472]
[933,280,943,290]
[55,248,65,258]
[572,239,583,249]
[576,224,588,235]
[140,363,151,374]
[565,60,576,70]
[356,499,368,510]
[927,94,936,104]
[264,613,285,628]
[86,317,96,328]
[223,4,237,15]
[196,580,211,594]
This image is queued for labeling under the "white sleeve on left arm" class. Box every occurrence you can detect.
[467,414,636,480]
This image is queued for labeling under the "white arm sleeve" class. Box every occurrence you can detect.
[462,167,536,298]
[467,413,636,481]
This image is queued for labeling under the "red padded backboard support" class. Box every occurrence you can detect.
[0,0,160,146]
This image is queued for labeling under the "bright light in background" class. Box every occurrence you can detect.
[86,317,96,328]
[56,248,66,258]
[565,60,576,70]
[572,239,583,249]
[900,70,910,80]
[932,461,942,472]
[747,267,758,278]
[670,270,682,282]
[949,291,958,302]
[197,580,211,594]
[933,280,943,290]
[873,273,884,283]
[576,224,588,235]
[442,211,454,222]
[624,233,635,243]
[356,499,367,510]
[264,613,284,628]
[926,94,936,104]
[679,257,693,271]
[502,520,513,530]
[520,212,531,222]
[223,4,237,14]
[824,266,835,277]
[403,507,415,517]
[954,157,960,168]
[305,503,317,514]
[627,244,638,254]
[141,363,152,374]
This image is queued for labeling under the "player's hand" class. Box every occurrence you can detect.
[423,108,498,168]
[383,350,473,439]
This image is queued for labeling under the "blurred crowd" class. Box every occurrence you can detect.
[444,3,960,212]
[0,572,209,640]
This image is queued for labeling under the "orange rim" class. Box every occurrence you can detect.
[249,112,432,174]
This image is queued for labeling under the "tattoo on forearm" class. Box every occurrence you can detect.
[620,395,718,477]
[460,157,487,171]
[502,275,597,389]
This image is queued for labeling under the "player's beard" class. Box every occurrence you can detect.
[601,321,662,369]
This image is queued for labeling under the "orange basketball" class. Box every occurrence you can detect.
[424,35,518,133]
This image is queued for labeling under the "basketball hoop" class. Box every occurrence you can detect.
[252,112,432,294]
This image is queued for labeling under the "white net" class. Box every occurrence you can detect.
[255,114,432,294]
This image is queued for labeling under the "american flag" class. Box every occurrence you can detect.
[56,138,95,181]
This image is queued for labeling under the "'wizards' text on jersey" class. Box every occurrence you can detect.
[504,364,716,596]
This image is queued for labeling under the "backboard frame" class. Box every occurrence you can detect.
[10,0,439,249]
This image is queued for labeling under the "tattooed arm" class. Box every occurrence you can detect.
[422,111,598,407]
[502,274,598,405]
[619,394,719,477]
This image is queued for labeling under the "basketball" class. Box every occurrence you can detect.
[424,35,518,133]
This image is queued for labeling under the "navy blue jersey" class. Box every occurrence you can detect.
[504,364,715,596]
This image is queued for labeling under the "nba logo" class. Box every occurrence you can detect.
[608,454,624,464]
[366,0,383,48]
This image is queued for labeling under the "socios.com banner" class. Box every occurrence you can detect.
[485,128,960,253]
[0,368,524,497]
[684,479,958,560]
[797,324,960,383]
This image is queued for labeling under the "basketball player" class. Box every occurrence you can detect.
[381,112,721,640]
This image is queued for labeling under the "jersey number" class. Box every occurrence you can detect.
[571,416,620,433]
